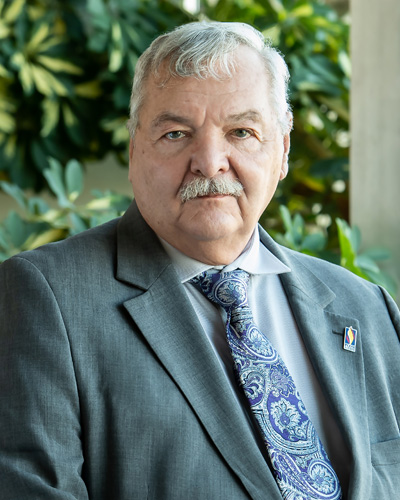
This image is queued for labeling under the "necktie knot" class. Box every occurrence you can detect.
[191,269,249,311]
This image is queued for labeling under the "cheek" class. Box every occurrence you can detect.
[235,156,282,211]
[131,148,164,187]
[235,150,278,186]
[130,159,158,204]
[133,163,187,209]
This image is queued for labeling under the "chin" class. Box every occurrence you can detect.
[176,204,252,241]
[182,220,242,242]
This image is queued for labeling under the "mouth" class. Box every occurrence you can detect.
[186,193,237,204]
[196,194,228,199]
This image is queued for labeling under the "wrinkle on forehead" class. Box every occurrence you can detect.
[151,112,194,131]
[225,110,264,124]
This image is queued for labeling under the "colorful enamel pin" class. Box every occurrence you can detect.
[343,326,357,352]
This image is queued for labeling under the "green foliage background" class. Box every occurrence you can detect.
[0,0,189,188]
[0,0,396,294]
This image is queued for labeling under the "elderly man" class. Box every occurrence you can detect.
[0,21,399,500]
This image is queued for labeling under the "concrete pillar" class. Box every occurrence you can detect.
[350,0,400,297]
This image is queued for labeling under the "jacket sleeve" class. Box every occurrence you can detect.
[0,256,89,499]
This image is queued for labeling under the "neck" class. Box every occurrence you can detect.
[163,232,254,266]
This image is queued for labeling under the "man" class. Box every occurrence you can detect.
[0,21,399,500]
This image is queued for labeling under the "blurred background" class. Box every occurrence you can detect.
[0,0,398,301]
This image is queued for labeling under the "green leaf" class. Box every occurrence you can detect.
[68,213,88,235]
[350,225,361,253]
[4,0,25,23]
[0,227,9,251]
[109,21,125,73]
[338,50,351,78]
[363,269,398,298]
[306,56,342,87]
[360,247,391,262]
[292,213,305,245]
[355,254,380,274]
[268,0,285,14]
[31,140,50,173]
[41,98,60,137]
[0,110,16,133]
[3,211,29,248]
[86,192,131,212]
[27,196,50,215]
[25,228,65,250]
[65,159,84,202]
[0,181,26,209]
[301,232,326,252]
[89,212,118,227]
[43,158,70,207]
[279,205,293,233]
[87,0,108,17]
[336,218,357,270]
[290,3,313,18]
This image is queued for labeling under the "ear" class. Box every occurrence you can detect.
[129,138,135,161]
[128,138,135,183]
[279,132,290,180]
[280,112,292,180]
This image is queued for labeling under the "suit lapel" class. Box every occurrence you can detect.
[116,204,281,500]
[259,228,371,498]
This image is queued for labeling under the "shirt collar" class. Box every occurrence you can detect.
[159,226,291,284]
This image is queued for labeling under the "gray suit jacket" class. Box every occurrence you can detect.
[0,201,399,499]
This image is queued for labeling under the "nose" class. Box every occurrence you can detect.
[190,133,230,178]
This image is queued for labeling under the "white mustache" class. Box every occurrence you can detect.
[179,177,244,203]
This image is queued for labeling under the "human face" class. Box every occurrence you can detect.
[129,46,290,264]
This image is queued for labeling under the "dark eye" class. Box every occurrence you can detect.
[165,130,186,140]
[233,129,252,138]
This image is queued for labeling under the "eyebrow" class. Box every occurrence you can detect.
[151,112,193,130]
[150,109,264,131]
[225,110,264,124]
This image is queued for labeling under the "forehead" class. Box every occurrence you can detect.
[139,47,274,125]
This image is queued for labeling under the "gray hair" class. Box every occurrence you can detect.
[127,21,292,136]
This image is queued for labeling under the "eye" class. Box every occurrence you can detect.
[232,128,253,139]
[164,130,186,140]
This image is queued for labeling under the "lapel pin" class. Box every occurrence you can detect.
[343,326,357,352]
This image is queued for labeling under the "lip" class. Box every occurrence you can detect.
[195,194,229,199]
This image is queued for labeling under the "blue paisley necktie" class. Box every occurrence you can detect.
[191,269,342,500]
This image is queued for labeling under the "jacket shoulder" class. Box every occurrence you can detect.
[281,246,399,322]
[1,217,121,280]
